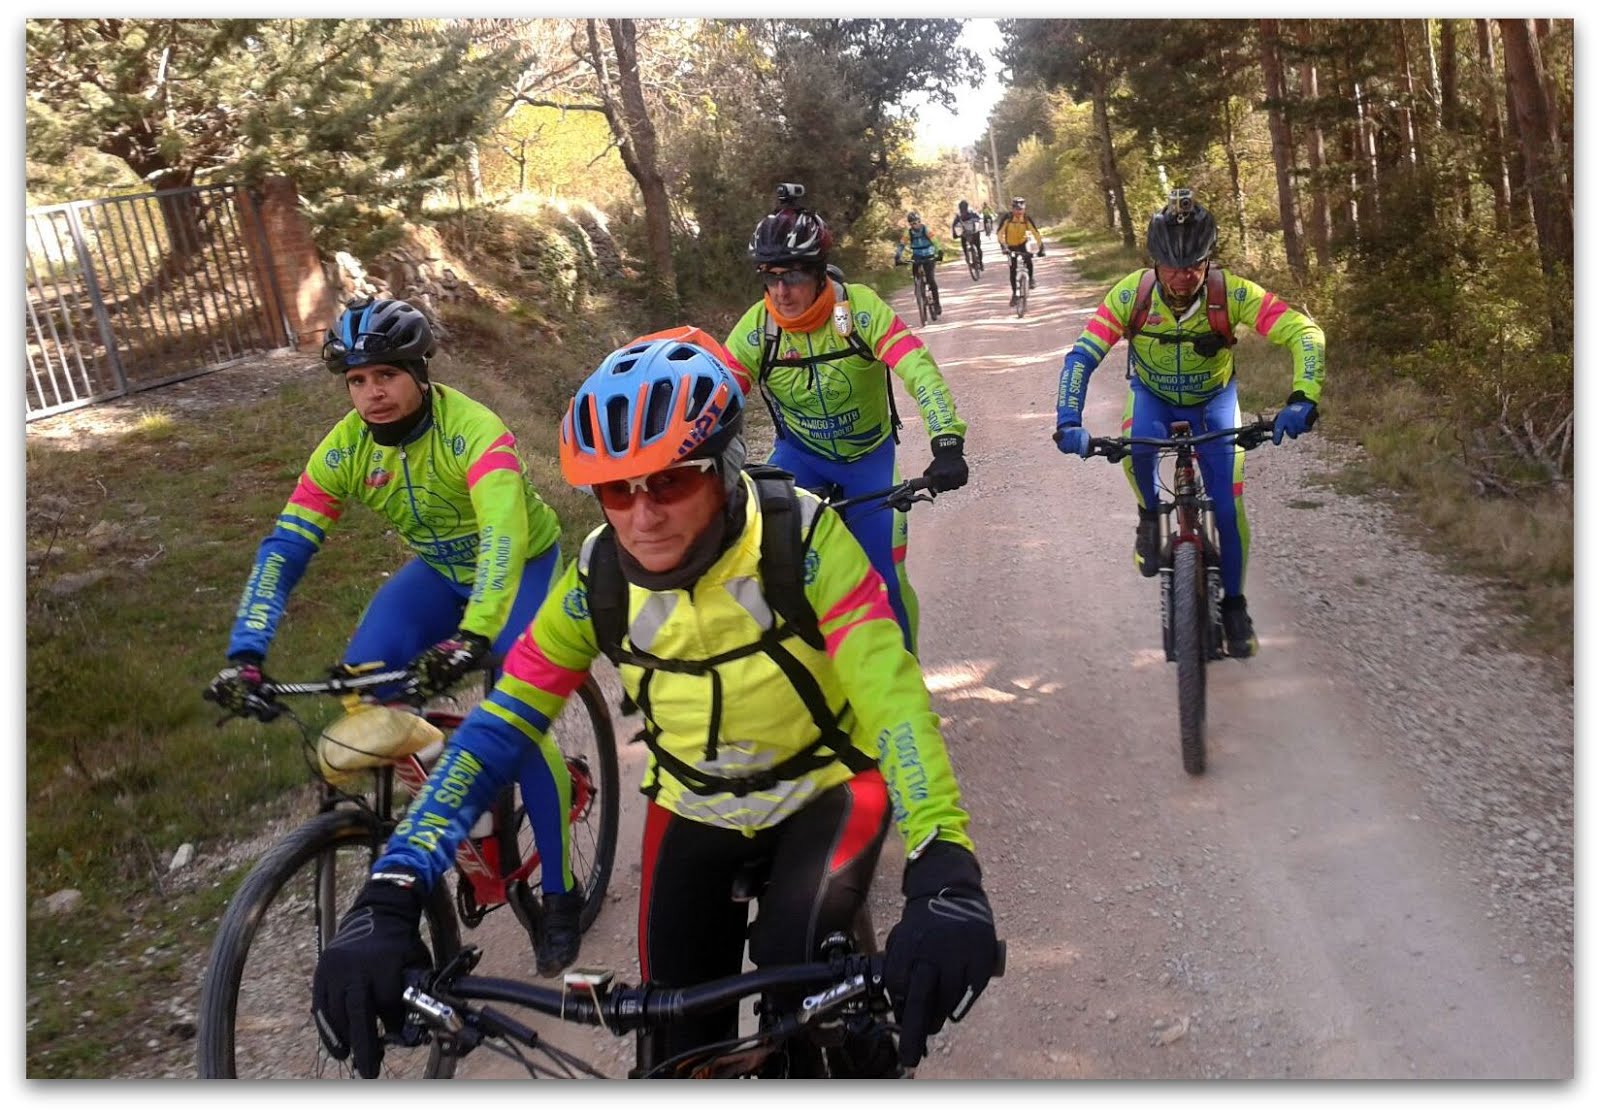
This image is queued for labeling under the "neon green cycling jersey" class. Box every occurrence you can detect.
[1069,269,1325,407]
[227,383,561,658]
[466,473,975,853]
[724,283,967,462]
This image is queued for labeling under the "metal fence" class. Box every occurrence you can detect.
[24,183,293,421]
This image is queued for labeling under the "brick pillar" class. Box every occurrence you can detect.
[238,177,338,352]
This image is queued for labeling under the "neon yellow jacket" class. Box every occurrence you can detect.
[724,283,966,462]
[1061,269,1325,409]
[227,384,561,658]
[380,474,976,891]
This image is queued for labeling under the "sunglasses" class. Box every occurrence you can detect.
[760,269,819,291]
[593,458,717,511]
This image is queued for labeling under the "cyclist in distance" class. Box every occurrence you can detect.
[1050,188,1326,657]
[893,210,945,320]
[203,295,584,973]
[980,201,995,236]
[309,333,1001,1079]
[951,199,983,264]
[996,196,1044,305]
[724,185,971,653]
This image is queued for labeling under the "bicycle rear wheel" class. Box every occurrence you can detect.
[1172,541,1207,775]
[505,675,620,932]
[195,809,462,1078]
[914,277,928,327]
[1015,276,1028,318]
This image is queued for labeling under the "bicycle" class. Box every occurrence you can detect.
[959,233,984,281]
[195,665,620,1078]
[895,257,941,326]
[396,932,1007,1078]
[1006,246,1034,317]
[982,214,993,237]
[1087,417,1276,775]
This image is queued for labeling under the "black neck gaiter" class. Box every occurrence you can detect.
[366,395,433,447]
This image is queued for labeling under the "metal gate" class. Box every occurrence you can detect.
[24,183,293,421]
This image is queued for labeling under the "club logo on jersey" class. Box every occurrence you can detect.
[365,468,392,489]
[856,311,871,330]
[451,434,467,456]
[563,586,590,621]
[747,329,761,347]
[803,550,820,586]
[325,447,349,469]
[1119,290,1133,304]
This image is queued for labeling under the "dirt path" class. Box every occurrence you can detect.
[121,239,1573,1080]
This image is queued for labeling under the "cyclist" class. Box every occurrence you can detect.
[203,296,585,971]
[996,196,1044,306]
[309,334,1000,1079]
[980,201,995,236]
[950,200,984,270]
[893,210,944,320]
[1050,188,1326,657]
[724,190,971,652]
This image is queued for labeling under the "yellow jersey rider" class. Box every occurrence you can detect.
[996,197,1044,304]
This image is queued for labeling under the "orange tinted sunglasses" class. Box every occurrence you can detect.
[593,458,717,511]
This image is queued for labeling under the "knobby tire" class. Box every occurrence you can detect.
[1173,542,1207,775]
[195,809,463,1079]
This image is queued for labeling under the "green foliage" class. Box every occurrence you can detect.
[26,18,527,248]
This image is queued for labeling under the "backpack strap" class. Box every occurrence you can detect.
[584,527,628,665]
[744,463,825,652]
[1204,266,1237,348]
[1127,269,1159,341]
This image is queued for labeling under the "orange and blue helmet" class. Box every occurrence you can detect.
[559,331,745,488]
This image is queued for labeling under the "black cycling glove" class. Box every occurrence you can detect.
[311,871,432,1079]
[406,630,491,700]
[923,434,969,493]
[884,840,999,1068]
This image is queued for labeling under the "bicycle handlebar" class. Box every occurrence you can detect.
[824,475,939,514]
[405,940,1006,1044]
[1087,417,1276,463]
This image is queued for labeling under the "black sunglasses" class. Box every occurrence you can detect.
[760,269,819,290]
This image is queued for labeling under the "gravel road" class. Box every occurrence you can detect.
[110,239,1573,1081]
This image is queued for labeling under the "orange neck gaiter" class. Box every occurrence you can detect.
[764,277,836,335]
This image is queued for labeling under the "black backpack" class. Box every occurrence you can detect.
[582,464,873,799]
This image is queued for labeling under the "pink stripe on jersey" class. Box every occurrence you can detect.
[821,571,897,656]
[504,631,588,699]
[1086,319,1120,346]
[289,473,344,521]
[1093,304,1124,335]
[1255,294,1289,336]
[874,317,908,357]
[892,544,908,564]
[467,433,520,488]
[881,334,925,368]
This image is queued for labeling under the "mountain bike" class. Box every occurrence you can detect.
[1088,417,1275,775]
[1007,246,1034,317]
[394,934,1007,1078]
[195,666,620,1078]
[960,233,984,281]
[982,214,993,236]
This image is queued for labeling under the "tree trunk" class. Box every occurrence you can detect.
[1222,96,1250,258]
[1498,24,1535,232]
[465,143,484,202]
[1475,19,1513,231]
[1394,21,1422,168]
[1439,19,1459,129]
[1091,76,1136,250]
[1498,18,1572,347]
[1297,23,1332,266]
[587,18,678,320]
[1259,19,1307,276]
[1352,72,1382,231]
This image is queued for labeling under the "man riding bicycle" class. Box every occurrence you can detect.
[893,210,944,320]
[996,197,1044,305]
[724,188,970,653]
[1050,188,1326,656]
[951,200,983,266]
[203,295,585,976]
[980,202,995,236]
[309,333,1000,1079]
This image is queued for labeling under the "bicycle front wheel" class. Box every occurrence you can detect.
[195,809,463,1079]
[1172,542,1208,775]
[914,279,928,327]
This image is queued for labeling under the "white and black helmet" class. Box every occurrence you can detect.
[749,208,834,267]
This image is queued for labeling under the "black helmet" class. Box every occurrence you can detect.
[1145,188,1217,268]
[749,207,833,267]
[323,297,435,379]
[958,200,970,212]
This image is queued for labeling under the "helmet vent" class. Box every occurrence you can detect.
[643,380,676,441]
[603,396,632,452]
[665,345,698,362]
[685,376,713,420]
[611,357,638,376]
